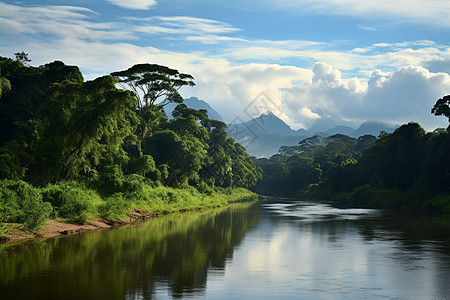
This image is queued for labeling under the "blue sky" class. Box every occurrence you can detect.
[1,0,450,131]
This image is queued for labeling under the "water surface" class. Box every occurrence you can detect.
[1,199,450,299]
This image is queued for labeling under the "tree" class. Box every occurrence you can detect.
[142,129,207,186]
[35,75,139,183]
[111,64,195,137]
[0,77,11,97]
[432,95,450,131]
[0,58,139,184]
[14,51,31,66]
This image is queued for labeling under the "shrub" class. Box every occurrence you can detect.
[197,181,214,195]
[96,164,125,194]
[42,182,100,224]
[421,194,450,215]
[0,180,52,229]
[98,193,133,220]
[350,184,375,208]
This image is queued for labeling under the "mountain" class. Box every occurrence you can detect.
[325,125,355,136]
[230,111,298,136]
[164,97,223,121]
[354,121,397,137]
[164,98,397,158]
[226,111,307,157]
[226,112,397,158]
[324,122,397,138]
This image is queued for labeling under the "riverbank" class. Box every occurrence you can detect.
[1,208,151,243]
[2,208,177,243]
[0,180,258,244]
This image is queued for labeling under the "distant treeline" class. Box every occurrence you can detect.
[253,123,450,214]
[0,55,260,231]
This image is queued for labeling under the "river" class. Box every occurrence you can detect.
[1,199,450,299]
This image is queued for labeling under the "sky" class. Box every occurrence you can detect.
[1,0,450,131]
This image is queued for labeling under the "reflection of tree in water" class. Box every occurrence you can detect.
[0,201,261,300]
[354,216,450,251]
[354,216,450,298]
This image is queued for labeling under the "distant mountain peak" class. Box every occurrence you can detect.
[260,110,275,117]
[244,111,294,134]
[164,96,223,121]
[355,121,397,137]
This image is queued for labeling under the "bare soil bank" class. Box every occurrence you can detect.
[1,208,160,244]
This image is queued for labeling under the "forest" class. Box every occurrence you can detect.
[1,53,450,238]
[0,55,260,233]
[253,118,450,214]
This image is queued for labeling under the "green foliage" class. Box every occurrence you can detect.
[0,180,52,229]
[14,51,31,65]
[422,194,450,215]
[0,76,11,97]
[0,150,27,180]
[0,55,262,232]
[255,122,450,215]
[111,64,195,110]
[42,181,100,224]
[98,193,133,220]
[253,133,363,196]
[197,181,214,195]
[158,164,169,182]
[127,155,156,176]
[0,57,139,184]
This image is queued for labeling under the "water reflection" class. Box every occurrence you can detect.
[0,201,261,300]
[1,199,450,299]
[263,201,379,221]
[222,199,450,300]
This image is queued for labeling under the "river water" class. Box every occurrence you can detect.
[1,199,450,299]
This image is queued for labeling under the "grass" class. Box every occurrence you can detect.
[0,178,258,235]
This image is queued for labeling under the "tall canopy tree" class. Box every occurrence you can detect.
[111,64,195,138]
[0,55,261,190]
[111,64,195,109]
[0,57,139,184]
[432,95,450,131]
[14,51,31,66]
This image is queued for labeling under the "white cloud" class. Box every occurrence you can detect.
[133,16,241,37]
[263,0,450,27]
[185,35,247,45]
[0,3,132,43]
[105,0,157,10]
[300,107,321,120]
[358,26,377,32]
[158,16,240,34]
[282,63,450,130]
[2,2,449,132]
[4,3,449,79]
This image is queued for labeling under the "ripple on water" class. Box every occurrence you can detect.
[262,201,379,221]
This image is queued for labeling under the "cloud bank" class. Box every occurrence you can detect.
[262,0,450,27]
[1,2,449,132]
[281,63,450,130]
[105,0,157,10]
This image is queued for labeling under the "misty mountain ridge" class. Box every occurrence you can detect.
[165,97,396,158]
[229,111,299,136]
[164,97,223,121]
[226,110,397,157]
[226,111,309,157]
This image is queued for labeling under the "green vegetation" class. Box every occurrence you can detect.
[0,54,260,234]
[253,122,450,215]
[0,178,256,232]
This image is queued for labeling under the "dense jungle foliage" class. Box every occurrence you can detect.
[253,122,450,215]
[0,55,260,232]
